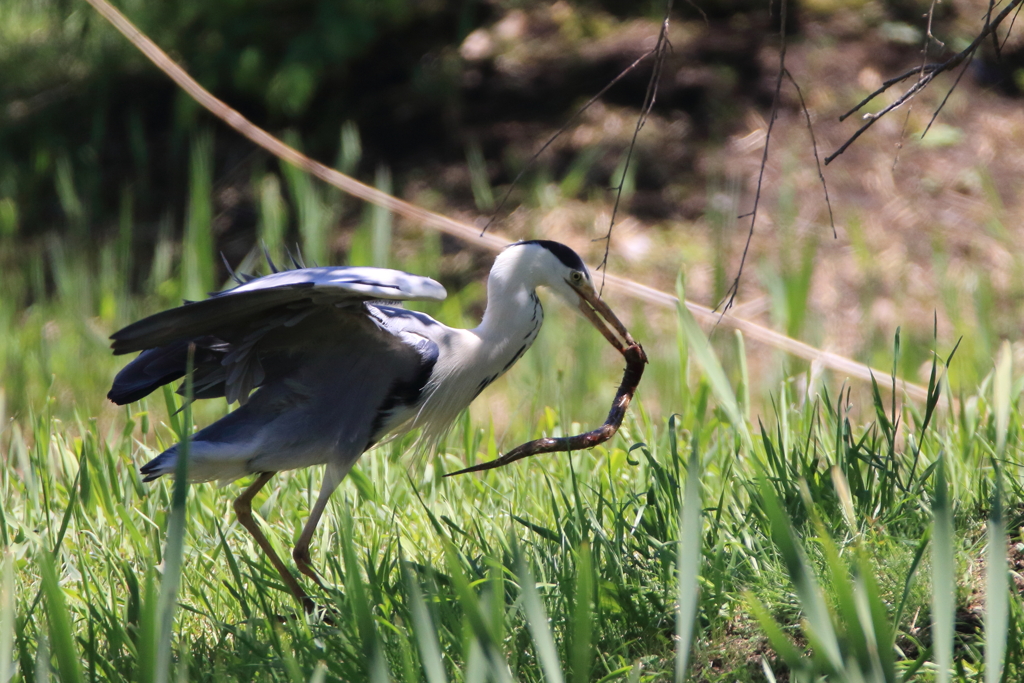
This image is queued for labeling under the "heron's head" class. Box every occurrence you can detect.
[500,240,636,352]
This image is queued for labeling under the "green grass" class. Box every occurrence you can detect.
[6,1,1024,677]
[3,244,1023,681]
[1,127,1022,680]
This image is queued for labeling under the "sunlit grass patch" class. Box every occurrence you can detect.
[3,295,1023,681]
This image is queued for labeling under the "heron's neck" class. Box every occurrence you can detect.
[474,272,543,348]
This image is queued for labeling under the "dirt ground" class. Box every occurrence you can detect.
[434,2,1024,394]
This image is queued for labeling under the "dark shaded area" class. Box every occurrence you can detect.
[0,0,984,289]
[0,2,775,246]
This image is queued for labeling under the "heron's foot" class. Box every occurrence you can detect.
[293,546,327,590]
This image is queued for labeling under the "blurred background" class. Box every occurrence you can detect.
[2,0,1023,431]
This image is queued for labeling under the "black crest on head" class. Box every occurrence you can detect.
[519,240,586,271]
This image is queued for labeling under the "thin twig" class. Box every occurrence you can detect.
[893,0,939,171]
[839,64,939,122]
[682,0,708,23]
[828,77,933,164]
[481,48,658,235]
[988,0,1001,61]
[827,0,1024,165]
[784,68,835,237]
[921,50,975,139]
[594,0,674,294]
[718,0,787,315]
[999,0,1024,52]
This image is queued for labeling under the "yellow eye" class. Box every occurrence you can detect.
[571,271,584,283]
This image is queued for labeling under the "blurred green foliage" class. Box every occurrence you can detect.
[0,0,1011,415]
[0,0,480,249]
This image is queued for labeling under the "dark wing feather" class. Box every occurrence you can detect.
[108,266,447,407]
[107,336,227,404]
[110,286,314,355]
[111,266,446,355]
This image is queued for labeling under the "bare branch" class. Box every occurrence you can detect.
[785,68,835,238]
[891,0,939,171]
[827,0,1024,164]
[481,47,658,235]
[826,78,931,163]
[593,0,674,294]
[718,0,788,315]
[988,0,1001,61]
[839,64,941,122]
[921,50,975,138]
[999,0,1024,51]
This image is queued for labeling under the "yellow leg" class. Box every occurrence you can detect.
[292,461,349,589]
[233,472,315,613]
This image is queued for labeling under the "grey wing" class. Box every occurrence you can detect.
[107,266,446,406]
[110,266,446,355]
[137,305,441,481]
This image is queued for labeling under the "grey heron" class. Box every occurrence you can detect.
[108,240,637,610]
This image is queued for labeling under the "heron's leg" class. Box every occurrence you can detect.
[293,461,349,588]
[233,472,314,613]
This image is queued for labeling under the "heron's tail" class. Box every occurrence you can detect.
[139,440,252,484]
[140,446,178,482]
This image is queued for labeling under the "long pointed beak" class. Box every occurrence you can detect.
[569,281,637,355]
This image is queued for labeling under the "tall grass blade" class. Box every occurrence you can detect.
[340,501,379,669]
[466,142,495,212]
[118,186,134,294]
[442,540,492,646]
[984,475,1007,683]
[0,198,16,240]
[38,552,83,683]
[463,638,486,683]
[517,559,565,683]
[441,540,514,683]
[371,165,393,268]
[403,563,449,683]
[675,278,751,449]
[308,662,327,683]
[34,633,49,683]
[370,648,392,683]
[258,174,288,255]
[830,466,857,535]
[892,528,930,640]
[282,134,331,267]
[137,568,159,683]
[746,594,803,671]
[993,340,1011,456]
[800,481,872,678]
[570,543,593,683]
[55,155,85,236]
[337,121,362,176]
[853,551,896,683]
[155,347,194,683]
[758,476,843,673]
[182,130,214,301]
[735,331,750,421]
[675,441,703,683]
[278,631,305,683]
[931,454,954,683]
[0,553,12,683]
